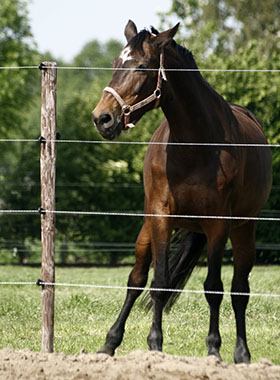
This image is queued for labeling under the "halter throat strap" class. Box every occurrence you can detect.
[103,51,167,130]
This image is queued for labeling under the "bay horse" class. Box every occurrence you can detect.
[92,20,272,363]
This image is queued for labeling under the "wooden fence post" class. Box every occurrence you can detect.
[40,62,57,353]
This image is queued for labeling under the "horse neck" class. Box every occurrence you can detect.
[161,52,228,144]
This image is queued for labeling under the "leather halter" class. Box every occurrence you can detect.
[103,52,167,130]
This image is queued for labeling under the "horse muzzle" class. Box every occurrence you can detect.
[92,110,123,140]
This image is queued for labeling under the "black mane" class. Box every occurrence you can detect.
[128,28,197,69]
[128,29,150,53]
[174,43,198,69]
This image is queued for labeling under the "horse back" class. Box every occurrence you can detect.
[230,103,265,139]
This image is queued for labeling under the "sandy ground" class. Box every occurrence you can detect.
[0,349,279,380]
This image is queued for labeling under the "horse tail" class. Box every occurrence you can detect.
[164,230,207,311]
[141,230,207,312]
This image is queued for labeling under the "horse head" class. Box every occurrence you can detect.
[92,20,179,140]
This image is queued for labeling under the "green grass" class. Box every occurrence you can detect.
[0,265,279,364]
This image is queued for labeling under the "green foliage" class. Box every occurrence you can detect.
[0,0,41,262]
[0,0,39,136]
[160,0,280,56]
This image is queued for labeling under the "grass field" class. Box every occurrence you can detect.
[0,265,279,364]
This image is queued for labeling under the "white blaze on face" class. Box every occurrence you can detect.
[119,47,133,64]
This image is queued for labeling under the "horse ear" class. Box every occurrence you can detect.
[151,26,159,35]
[153,23,180,48]
[124,20,138,42]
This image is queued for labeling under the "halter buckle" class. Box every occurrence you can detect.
[122,105,131,116]
[154,89,161,98]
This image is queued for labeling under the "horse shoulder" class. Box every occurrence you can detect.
[144,119,168,179]
[144,120,169,171]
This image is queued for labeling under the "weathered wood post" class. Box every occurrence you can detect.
[40,62,57,353]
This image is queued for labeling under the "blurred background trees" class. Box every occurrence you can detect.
[1,0,280,264]
[159,0,280,56]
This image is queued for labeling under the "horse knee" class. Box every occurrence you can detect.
[231,280,250,312]
[204,277,224,307]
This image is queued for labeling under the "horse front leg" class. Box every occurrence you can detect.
[202,218,230,360]
[97,220,152,355]
[147,217,173,351]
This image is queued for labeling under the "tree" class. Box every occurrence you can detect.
[159,0,280,57]
[0,0,40,262]
[0,0,39,137]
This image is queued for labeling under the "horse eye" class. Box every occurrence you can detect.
[136,64,148,72]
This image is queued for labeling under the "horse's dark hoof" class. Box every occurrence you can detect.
[235,356,250,364]
[208,350,222,361]
[234,340,251,364]
[149,346,162,352]
[234,351,250,364]
[97,345,115,356]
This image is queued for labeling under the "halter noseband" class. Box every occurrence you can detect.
[103,52,167,130]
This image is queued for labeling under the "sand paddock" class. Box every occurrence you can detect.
[0,349,279,380]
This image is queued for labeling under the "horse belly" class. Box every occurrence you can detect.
[168,182,223,232]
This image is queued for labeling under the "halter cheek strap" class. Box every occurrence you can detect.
[103,52,167,130]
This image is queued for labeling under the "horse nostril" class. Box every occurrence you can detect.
[99,113,112,125]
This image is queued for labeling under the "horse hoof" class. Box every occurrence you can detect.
[149,346,162,352]
[234,353,250,364]
[208,350,222,361]
[97,345,115,356]
[234,341,251,364]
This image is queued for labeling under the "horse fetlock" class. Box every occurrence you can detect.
[206,333,222,355]
[106,328,124,348]
[147,328,163,351]
[234,339,251,364]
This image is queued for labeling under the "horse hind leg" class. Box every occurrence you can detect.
[230,221,256,364]
[97,221,152,355]
[203,219,230,360]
